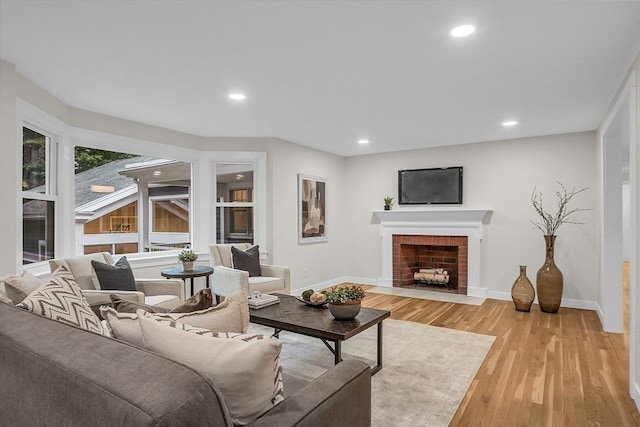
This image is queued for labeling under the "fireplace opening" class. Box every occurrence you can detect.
[392,235,468,295]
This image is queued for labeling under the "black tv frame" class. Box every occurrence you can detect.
[398,166,463,205]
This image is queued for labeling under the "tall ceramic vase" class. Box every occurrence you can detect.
[511,265,535,312]
[536,235,563,313]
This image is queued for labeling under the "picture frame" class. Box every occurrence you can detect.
[298,174,327,243]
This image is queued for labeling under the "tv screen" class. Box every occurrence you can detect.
[398,167,463,205]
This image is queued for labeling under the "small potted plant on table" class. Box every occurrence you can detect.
[178,249,198,271]
[323,284,366,320]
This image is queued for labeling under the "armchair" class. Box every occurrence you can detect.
[209,244,290,299]
[49,252,185,310]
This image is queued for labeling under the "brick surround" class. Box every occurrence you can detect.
[392,235,468,295]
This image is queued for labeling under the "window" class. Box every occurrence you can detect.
[74,146,192,254]
[22,127,57,264]
[215,163,255,244]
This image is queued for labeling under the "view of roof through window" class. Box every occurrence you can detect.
[74,147,191,255]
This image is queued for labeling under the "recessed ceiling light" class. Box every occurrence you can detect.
[358,139,369,145]
[153,170,162,176]
[236,174,244,179]
[450,25,476,38]
[502,121,518,127]
[229,93,246,100]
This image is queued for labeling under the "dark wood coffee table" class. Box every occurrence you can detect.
[249,294,390,375]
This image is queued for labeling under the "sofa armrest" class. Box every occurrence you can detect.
[135,279,185,302]
[212,266,250,298]
[81,290,145,306]
[260,264,291,294]
[248,360,371,427]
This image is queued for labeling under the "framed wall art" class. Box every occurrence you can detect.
[298,174,327,243]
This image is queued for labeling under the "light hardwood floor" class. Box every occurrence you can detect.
[358,263,639,426]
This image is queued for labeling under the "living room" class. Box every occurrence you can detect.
[1,1,639,425]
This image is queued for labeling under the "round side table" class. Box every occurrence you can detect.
[161,266,214,297]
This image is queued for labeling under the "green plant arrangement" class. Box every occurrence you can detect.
[178,249,198,262]
[322,284,366,304]
[383,196,394,207]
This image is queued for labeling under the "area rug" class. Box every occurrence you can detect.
[249,319,495,426]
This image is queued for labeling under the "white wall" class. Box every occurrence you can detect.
[623,183,631,261]
[0,60,18,274]
[267,138,346,291]
[343,132,599,307]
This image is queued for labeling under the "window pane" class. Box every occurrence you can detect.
[84,244,112,255]
[84,202,137,234]
[152,198,189,232]
[115,243,138,254]
[22,128,48,192]
[218,206,253,244]
[23,198,55,264]
[216,163,254,202]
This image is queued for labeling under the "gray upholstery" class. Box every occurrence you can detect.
[0,301,372,427]
[209,244,291,298]
[49,253,185,309]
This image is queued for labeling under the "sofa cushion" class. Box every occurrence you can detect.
[49,252,113,290]
[138,314,283,425]
[144,294,180,309]
[17,266,107,336]
[231,245,262,277]
[91,256,137,291]
[1,272,44,304]
[101,289,249,345]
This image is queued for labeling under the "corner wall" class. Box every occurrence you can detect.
[344,132,599,306]
[0,60,18,274]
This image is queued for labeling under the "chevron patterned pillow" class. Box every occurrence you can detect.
[18,265,107,336]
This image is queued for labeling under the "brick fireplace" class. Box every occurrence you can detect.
[392,234,468,294]
[372,209,492,298]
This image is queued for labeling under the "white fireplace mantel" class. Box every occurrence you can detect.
[371,209,493,298]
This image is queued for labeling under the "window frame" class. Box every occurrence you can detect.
[20,122,60,266]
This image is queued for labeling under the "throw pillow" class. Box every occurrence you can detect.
[109,294,171,313]
[138,314,283,425]
[17,265,107,336]
[91,256,137,291]
[153,296,245,333]
[169,288,214,313]
[231,245,262,277]
[101,289,249,344]
[110,288,213,314]
[1,272,44,304]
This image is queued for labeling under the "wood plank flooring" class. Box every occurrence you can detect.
[356,264,639,426]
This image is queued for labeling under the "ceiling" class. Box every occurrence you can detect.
[1,1,639,157]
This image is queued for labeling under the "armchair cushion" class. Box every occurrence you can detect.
[231,245,261,277]
[91,256,137,291]
[17,266,108,336]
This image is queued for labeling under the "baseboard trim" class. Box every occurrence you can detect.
[487,290,597,311]
[632,380,640,411]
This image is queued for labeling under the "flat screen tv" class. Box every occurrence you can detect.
[398,167,463,205]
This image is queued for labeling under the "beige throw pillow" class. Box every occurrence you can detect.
[1,272,44,304]
[101,289,249,345]
[154,289,248,333]
[138,315,283,425]
[17,266,107,336]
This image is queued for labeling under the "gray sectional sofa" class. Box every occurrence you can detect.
[0,301,371,426]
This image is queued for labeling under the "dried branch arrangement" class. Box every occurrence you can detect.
[530,182,589,235]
